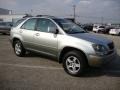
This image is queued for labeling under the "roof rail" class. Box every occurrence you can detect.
[36,15,56,18]
[23,14,33,18]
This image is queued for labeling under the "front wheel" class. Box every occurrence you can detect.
[63,51,87,76]
[13,40,26,57]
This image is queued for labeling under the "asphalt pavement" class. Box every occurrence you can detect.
[0,34,120,90]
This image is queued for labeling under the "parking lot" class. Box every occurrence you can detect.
[0,34,120,90]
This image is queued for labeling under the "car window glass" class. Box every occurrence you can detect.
[36,18,57,33]
[48,20,57,33]
[94,26,97,28]
[13,19,25,27]
[99,26,105,28]
[0,22,6,26]
[36,18,48,32]
[21,18,36,30]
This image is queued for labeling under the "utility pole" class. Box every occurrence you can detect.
[101,17,104,25]
[73,5,76,22]
[9,10,13,15]
[30,9,33,15]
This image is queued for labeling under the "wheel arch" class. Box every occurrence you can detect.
[12,37,22,47]
[58,47,88,65]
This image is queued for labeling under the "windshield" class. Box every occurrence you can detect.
[53,19,86,34]
[99,26,105,28]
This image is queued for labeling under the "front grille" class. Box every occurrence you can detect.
[108,42,114,50]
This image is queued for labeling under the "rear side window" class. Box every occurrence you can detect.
[13,19,25,27]
[21,18,37,30]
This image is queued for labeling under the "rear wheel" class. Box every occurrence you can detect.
[13,40,26,57]
[63,50,87,76]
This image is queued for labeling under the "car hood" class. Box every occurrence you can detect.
[69,33,112,45]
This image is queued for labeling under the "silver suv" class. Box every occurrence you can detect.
[10,16,116,76]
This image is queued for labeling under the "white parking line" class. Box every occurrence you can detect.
[0,63,63,70]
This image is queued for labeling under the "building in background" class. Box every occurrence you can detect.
[0,8,10,15]
[0,8,25,22]
[0,14,25,22]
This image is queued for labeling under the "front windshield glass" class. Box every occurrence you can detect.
[53,19,86,34]
[99,26,105,28]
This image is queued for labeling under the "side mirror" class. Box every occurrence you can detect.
[49,27,59,34]
[55,29,59,34]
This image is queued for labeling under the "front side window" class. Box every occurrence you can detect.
[36,18,57,33]
[21,18,37,30]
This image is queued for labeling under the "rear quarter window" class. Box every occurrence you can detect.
[21,18,37,30]
[13,19,26,27]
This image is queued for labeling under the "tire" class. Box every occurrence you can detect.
[63,50,87,76]
[13,40,26,57]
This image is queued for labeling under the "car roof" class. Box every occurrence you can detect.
[24,15,62,20]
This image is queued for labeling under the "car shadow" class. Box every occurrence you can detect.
[83,54,120,77]
[0,33,10,36]
[25,51,58,63]
[24,51,120,77]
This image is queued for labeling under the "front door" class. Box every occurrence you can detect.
[33,18,58,56]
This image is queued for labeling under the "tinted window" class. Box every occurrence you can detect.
[94,26,97,28]
[21,18,37,30]
[0,22,6,26]
[99,26,105,28]
[36,18,56,33]
[48,20,57,33]
[13,19,25,27]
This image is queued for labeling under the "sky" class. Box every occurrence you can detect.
[0,0,120,23]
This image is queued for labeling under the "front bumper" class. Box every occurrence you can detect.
[87,51,117,67]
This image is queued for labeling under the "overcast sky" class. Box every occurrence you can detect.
[0,0,120,23]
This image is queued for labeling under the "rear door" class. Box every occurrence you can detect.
[19,18,37,49]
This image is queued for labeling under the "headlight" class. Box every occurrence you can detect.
[92,44,108,56]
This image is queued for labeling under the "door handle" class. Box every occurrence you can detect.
[35,33,40,36]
